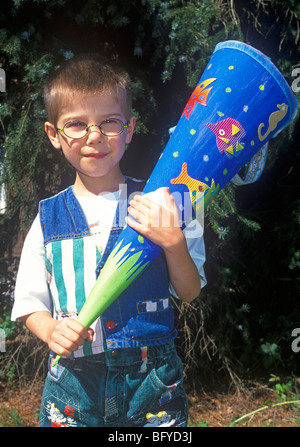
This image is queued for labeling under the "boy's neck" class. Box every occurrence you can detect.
[73,170,126,196]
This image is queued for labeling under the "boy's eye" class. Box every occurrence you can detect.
[101,119,120,128]
[64,121,87,130]
[104,119,118,124]
[100,119,124,135]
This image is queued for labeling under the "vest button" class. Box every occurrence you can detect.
[111,350,120,359]
[105,320,115,330]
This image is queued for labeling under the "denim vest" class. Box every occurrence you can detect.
[39,178,177,354]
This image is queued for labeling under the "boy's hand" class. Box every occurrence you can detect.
[22,311,95,357]
[47,317,94,357]
[125,187,201,303]
[125,187,185,251]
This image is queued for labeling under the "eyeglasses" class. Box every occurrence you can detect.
[56,118,128,139]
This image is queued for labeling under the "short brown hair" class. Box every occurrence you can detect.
[44,53,132,124]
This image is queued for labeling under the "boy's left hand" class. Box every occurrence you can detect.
[125,187,185,251]
[126,187,201,302]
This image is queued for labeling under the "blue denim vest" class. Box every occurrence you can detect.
[39,178,177,352]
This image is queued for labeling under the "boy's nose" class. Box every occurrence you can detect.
[86,125,103,143]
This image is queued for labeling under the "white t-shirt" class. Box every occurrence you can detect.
[11,187,206,322]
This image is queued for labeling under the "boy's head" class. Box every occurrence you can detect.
[44,53,132,125]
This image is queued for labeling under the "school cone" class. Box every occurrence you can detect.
[51,40,298,367]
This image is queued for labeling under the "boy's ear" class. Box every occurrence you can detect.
[44,122,61,149]
[125,116,136,145]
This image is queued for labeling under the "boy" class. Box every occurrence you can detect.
[11,53,206,427]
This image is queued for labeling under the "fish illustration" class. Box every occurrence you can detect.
[181,78,216,120]
[258,103,288,141]
[171,162,215,211]
[206,117,246,159]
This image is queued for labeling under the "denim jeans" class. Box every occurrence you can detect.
[39,341,188,427]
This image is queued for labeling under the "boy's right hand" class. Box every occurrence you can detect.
[47,317,94,357]
[21,311,94,358]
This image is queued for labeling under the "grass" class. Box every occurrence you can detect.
[229,400,300,427]
[0,406,27,427]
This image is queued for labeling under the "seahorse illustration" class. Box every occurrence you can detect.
[258,103,288,141]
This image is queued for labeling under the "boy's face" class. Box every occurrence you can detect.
[45,91,135,192]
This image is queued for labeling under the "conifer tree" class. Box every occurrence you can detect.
[0,0,299,384]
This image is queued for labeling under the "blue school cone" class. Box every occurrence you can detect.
[52,41,297,367]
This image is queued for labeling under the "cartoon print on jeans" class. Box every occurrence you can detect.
[45,401,77,427]
[143,411,177,427]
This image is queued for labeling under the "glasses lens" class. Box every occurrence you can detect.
[61,119,126,138]
[100,119,124,136]
[63,121,87,139]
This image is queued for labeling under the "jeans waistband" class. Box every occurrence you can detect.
[51,341,176,368]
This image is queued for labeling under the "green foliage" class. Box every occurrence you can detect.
[188,415,210,427]
[269,374,300,402]
[206,182,261,241]
[230,399,300,427]
[0,0,299,390]
[0,406,27,427]
[139,0,237,85]
[0,314,18,340]
[260,343,281,369]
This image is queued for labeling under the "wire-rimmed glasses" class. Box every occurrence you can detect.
[56,118,128,139]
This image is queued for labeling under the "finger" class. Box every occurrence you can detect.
[129,196,153,215]
[133,194,151,206]
[128,202,152,226]
[51,331,80,355]
[61,327,85,348]
[163,188,181,226]
[57,319,87,346]
[50,342,73,358]
[133,194,165,219]
[125,215,144,232]
[87,328,94,342]
[65,318,90,338]
[125,216,152,238]
[163,187,176,208]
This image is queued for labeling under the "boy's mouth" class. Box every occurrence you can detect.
[84,152,109,160]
